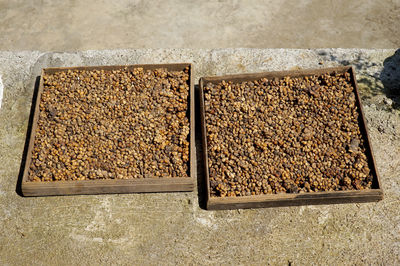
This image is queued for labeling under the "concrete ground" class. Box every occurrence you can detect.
[1,1,400,265]
[0,0,399,50]
[0,49,399,265]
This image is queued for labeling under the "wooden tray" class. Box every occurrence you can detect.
[199,66,383,210]
[21,63,195,196]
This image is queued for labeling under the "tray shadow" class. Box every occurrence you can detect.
[195,84,207,210]
[381,48,400,109]
[15,76,41,197]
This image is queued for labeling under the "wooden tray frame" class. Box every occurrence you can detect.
[21,63,195,196]
[199,66,383,210]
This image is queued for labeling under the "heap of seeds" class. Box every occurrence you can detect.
[28,67,190,181]
[204,71,373,197]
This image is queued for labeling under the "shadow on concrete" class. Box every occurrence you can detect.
[380,49,400,109]
[15,76,41,197]
[194,84,207,210]
[317,49,400,109]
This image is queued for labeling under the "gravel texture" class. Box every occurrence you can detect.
[0,49,399,265]
[28,67,190,181]
[205,71,373,197]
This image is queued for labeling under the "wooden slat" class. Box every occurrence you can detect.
[207,189,383,210]
[21,69,45,184]
[201,66,353,85]
[199,66,383,210]
[189,64,196,185]
[43,63,190,74]
[349,67,382,190]
[21,63,194,196]
[199,78,211,205]
[22,178,194,197]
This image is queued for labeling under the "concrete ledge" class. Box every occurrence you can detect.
[0,49,399,265]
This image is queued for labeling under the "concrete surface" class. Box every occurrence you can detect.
[0,49,399,265]
[0,0,400,51]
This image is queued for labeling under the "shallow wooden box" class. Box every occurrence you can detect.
[199,66,383,210]
[21,63,195,196]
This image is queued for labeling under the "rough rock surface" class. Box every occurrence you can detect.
[0,49,399,265]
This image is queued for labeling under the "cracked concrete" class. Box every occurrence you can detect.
[0,49,399,265]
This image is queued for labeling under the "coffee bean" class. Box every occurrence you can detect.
[28,67,190,181]
[205,71,373,197]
